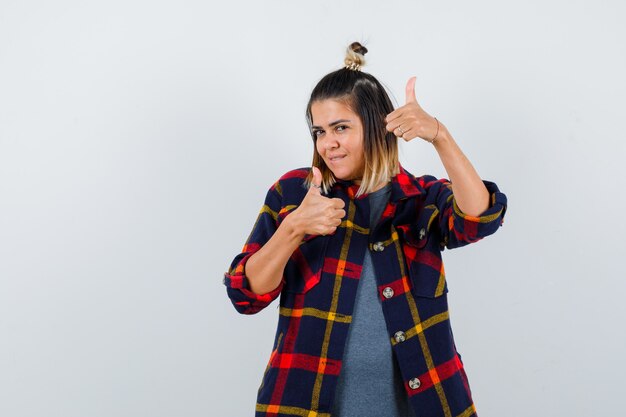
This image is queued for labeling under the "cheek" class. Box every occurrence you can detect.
[354,149,365,167]
[349,140,364,160]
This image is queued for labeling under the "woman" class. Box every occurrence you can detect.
[224,42,507,417]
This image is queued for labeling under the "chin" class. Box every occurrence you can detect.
[328,169,349,180]
[324,164,358,182]
[334,173,358,183]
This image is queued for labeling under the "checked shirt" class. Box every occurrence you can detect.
[223,163,508,417]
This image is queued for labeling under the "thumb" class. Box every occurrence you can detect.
[405,76,417,104]
[310,166,323,193]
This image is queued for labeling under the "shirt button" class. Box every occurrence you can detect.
[382,287,394,299]
[394,331,406,343]
[372,241,385,252]
[409,377,421,389]
[418,228,426,240]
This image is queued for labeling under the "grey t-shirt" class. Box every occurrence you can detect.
[332,183,416,417]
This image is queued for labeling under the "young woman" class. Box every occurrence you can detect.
[224,42,507,417]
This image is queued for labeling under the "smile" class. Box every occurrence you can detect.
[329,155,346,162]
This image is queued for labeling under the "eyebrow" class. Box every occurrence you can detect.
[311,119,352,130]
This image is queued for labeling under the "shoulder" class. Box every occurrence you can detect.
[277,167,310,183]
[412,172,450,190]
[396,164,450,202]
[266,167,310,200]
[398,164,447,187]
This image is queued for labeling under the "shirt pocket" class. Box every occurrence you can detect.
[283,234,330,294]
[398,205,448,298]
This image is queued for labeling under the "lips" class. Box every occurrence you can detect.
[328,155,346,162]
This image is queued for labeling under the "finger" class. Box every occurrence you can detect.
[386,119,403,133]
[331,207,346,218]
[386,120,398,133]
[311,166,322,186]
[405,76,417,104]
[310,166,322,193]
[385,108,403,124]
[331,198,345,208]
[399,126,416,141]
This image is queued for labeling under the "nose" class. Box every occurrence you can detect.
[320,134,339,150]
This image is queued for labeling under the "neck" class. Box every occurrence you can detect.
[353,179,389,193]
[349,171,390,190]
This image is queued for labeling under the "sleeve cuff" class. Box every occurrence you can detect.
[444,180,507,248]
[223,252,284,302]
[451,180,507,224]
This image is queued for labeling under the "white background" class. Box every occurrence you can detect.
[1,1,624,416]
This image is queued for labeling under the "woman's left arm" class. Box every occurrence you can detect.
[385,76,489,217]
[429,124,489,216]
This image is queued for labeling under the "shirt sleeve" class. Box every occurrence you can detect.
[425,176,508,250]
[223,181,286,314]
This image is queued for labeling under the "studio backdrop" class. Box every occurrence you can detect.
[0,1,624,416]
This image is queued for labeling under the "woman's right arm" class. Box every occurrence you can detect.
[246,167,345,295]
[244,214,305,295]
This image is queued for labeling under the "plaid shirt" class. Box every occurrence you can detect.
[224,164,507,417]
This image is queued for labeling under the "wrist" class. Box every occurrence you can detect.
[283,211,305,240]
[431,123,452,149]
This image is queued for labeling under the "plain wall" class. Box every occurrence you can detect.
[1,0,624,416]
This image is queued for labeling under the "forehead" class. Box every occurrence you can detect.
[310,99,358,125]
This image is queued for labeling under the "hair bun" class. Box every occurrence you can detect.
[344,41,367,71]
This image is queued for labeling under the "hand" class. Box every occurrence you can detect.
[291,167,346,236]
[385,76,440,143]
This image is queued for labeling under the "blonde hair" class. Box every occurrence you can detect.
[305,41,399,197]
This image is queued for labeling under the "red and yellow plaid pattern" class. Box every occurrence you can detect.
[224,164,507,417]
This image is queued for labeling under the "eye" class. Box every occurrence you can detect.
[336,125,347,132]
[312,129,324,138]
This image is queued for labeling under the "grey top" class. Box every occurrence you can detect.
[332,183,416,417]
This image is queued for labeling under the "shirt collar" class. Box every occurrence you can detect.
[331,162,424,202]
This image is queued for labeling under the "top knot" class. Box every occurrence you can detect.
[344,41,368,71]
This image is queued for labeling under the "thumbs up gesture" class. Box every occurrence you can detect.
[292,166,346,236]
[385,76,441,143]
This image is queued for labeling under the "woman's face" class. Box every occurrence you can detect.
[310,99,365,184]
